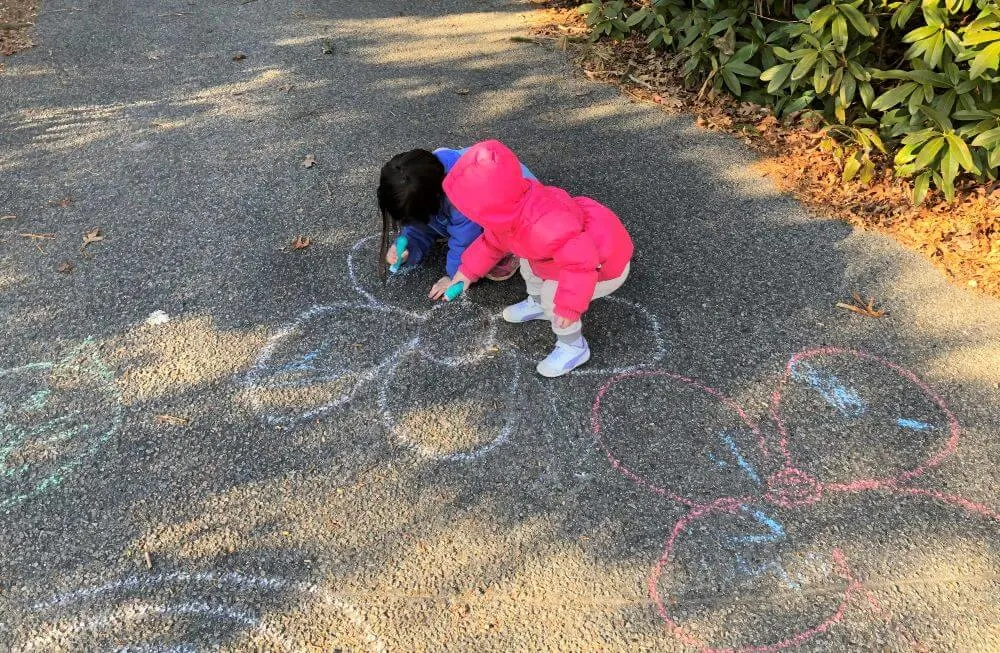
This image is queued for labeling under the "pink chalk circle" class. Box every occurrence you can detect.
[764,467,823,509]
[591,371,766,508]
[648,499,858,653]
[769,348,961,493]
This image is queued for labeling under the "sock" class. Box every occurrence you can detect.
[557,330,584,347]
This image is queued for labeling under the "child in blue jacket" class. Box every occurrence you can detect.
[377,147,536,299]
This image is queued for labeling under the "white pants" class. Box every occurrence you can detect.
[521,259,631,336]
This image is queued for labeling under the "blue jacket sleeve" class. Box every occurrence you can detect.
[444,204,484,278]
[399,224,435,268]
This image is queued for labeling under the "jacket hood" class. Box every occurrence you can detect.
[442,140,531,229]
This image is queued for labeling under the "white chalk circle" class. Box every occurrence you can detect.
[0,342,122,511]
[237,234,667,461]
[20,571,385,652]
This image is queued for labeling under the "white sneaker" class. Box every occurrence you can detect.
[502,296,547,323]
[536,338,591,377]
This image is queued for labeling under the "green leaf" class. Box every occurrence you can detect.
[772,46,795,60]
[919,104,954,130]
[832,15,849,51]
[860,81,875,108]
[902,127,936,145]
[726,61,762,77]
[907,69,947,86]
[762,63,793,93]
[922,2,946,28]
[953,110,995,121]
[914,136,946,169]
[990,145,1000,169]
[902,25,938,44]
[810,5,838,33]
[912,171,931,204]
[847,60,870,81]
[840,70,857,105]
[626,9,648,26]
[971,126,1000,147]
[842,154,862,181]
[840,4,876,37]
[872,82,919,110]
[791,50,819,80]
[578,3,596,14]
[721,68,742,95]
[970,41,1000,80]
[962,30,1000,46]
[814,58,831,93]
[926,33,945,68]
[945,133,979,172]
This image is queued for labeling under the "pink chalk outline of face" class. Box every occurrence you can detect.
[591,349,999,652]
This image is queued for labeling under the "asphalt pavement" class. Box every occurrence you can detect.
[1,0,998,650]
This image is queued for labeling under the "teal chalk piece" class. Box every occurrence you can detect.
[389,235,408,274]
[444,281,465,301]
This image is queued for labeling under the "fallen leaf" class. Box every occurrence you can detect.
[81,227,103,248]
[19,232,55,240]
[301,154,316,168]
[455,88,470,95]
[321,39,334,54]
[48,196,72,208]
[57,260,73,274]
[0,214,15,221]
[154,414,190,426]
[835,291,887,318]
[232,51,246,61]
[290,234,312,250]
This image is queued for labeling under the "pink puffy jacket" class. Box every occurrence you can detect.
[443,140,634,322]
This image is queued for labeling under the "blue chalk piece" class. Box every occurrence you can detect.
[389,235,409,274]
[444,280,464,301]
[897,417,933,431]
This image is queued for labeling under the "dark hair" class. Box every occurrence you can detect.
[376,149,446,279]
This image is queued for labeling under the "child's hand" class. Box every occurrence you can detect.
[386,248,408,266]
[554,316,575,329]
[428,276,453,300]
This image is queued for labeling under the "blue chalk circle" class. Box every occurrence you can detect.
[790,361,866,417]
[0,342,122,511]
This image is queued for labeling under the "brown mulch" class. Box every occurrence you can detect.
[529,4,1000,298]
[0,0,39,71]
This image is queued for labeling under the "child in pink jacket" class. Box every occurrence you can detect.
[442,140,634,377]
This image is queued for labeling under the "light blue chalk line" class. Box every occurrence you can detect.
[721,431,762,486]
[897,417,933,431]
[790,361,866,417]
[731,506,800,590]
[735,506,785,544]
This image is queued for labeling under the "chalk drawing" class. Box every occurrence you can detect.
[21,570,386,653]
[788,360,866,417]
[896,417,933,431]
[238,235,664,461]
[0,341,122,511]
[591,347,1000,651]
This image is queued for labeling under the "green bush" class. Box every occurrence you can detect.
[578,0,1000,203]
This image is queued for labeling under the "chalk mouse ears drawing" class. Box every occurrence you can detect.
[591,348,999,651]
[0,339,123,512]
